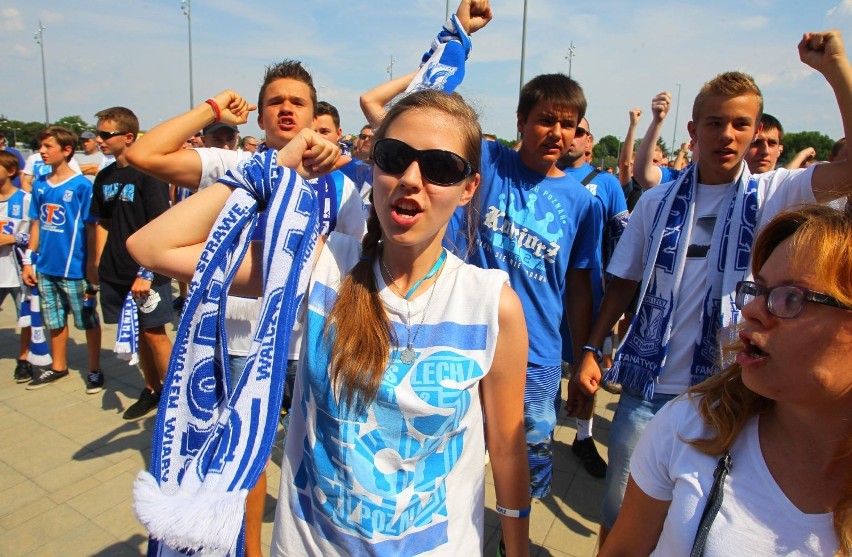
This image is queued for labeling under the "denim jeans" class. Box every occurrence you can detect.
[600,387,677,530]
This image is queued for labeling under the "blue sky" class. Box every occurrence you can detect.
[2,0,851,147]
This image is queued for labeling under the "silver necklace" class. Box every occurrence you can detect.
[381,252,445,364]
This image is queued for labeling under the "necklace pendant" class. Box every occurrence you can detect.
[400,346,417,364]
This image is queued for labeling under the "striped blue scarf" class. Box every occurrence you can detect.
[605,163,758,399]
[134,148,319,556]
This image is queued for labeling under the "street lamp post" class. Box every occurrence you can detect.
[180,0,195,109]
[671,82,682,157]
[565,42,576,78]
[34,21,49,125]
[387,56,396,80]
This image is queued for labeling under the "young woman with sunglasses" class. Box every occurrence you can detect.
[599,204,852,557]
[129,89,531,556]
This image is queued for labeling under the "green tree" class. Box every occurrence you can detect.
[778,130,836,165]
[593,134,622,161]
[54,115,92,135]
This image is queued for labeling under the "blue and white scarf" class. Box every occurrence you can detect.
[405,14,471,95]
[134,148,319,556]
[605,163,758,399]
[18,284,52,367]
[114,292,139,366]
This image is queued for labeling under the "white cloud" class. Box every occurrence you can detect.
[1,8,24,31]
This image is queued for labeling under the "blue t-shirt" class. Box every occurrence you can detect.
[339,158,373,198]
[446,140,601,366]
[29,173,94,279]
[659,166,684,184]
[561,163,629,361]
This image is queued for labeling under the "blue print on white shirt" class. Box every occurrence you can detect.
[294,286,487,552]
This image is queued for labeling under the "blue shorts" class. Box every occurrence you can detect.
[524,363,562,498]
[600,387,677,530]
[38,273,99,331]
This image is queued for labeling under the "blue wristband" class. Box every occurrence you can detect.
[496,504,531,518]
[137,267,154,281]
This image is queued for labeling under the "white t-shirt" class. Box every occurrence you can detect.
[273,232,508,556]
[22,153,82,177]
[631,397,837,556]
[194,147,367,357]
[608,164,817,394]
[0,189,31,287]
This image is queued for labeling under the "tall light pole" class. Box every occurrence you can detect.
[671,82,682,157]
[518,0,529,107]
[34,21,49,125]
[180,0,195,109]
[445,0,450,20]
[387,56,396,80]
[565,42,576,78]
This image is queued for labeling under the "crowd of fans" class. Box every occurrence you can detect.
[1,1,850,555]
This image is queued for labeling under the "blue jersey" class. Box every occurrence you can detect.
[659,166,684,184]
[446,140,601,366]
[29,173,94,279]
[561,163,629,361]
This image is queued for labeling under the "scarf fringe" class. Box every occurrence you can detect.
[133,471,246,556]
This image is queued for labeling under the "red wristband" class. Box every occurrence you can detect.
[205,98,221,123]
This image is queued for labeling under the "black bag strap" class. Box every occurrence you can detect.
[581,168,601,186]
[689,451,732,557]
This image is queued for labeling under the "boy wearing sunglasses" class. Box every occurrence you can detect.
[570,30,852,546]
[89,106,174,415]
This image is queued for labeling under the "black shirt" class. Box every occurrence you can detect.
[91,162,171,285]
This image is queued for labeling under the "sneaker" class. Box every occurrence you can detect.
[123,388,161,420]
[86,370,105,394]
[26,368,69,390]
[571,435,608,478]
[14,360,33,383]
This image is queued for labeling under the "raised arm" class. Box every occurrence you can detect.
[481,284,530,557]
[359,70,419,129]
[633,92,670,189]
[125,90,255,189]
[672,142,689,170]
[784,146,817,170]
[127,128,339,294]
[618,108,641,186]
[802,30,852,202]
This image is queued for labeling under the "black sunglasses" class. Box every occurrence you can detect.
[372,138,473,186]
[575,126,588,137]
[358,133,372,140]
[96,130,125,140]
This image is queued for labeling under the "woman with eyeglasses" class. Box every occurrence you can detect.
[599,204,852,557]
[129,89,531,556]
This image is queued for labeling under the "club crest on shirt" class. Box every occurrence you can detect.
[10,204,20,218]
[63,190,73,202]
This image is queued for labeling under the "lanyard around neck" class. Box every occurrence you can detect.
[403,249,447,300]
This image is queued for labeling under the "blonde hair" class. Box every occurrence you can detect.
[692,71,763,123]
[325,90,481,410]
[686,204,852,555]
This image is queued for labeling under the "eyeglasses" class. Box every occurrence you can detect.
[735,280,852,319]
[96,130,124,140]
[358,133,373,141]
[372,138,473,186]
[575,127,588,137]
